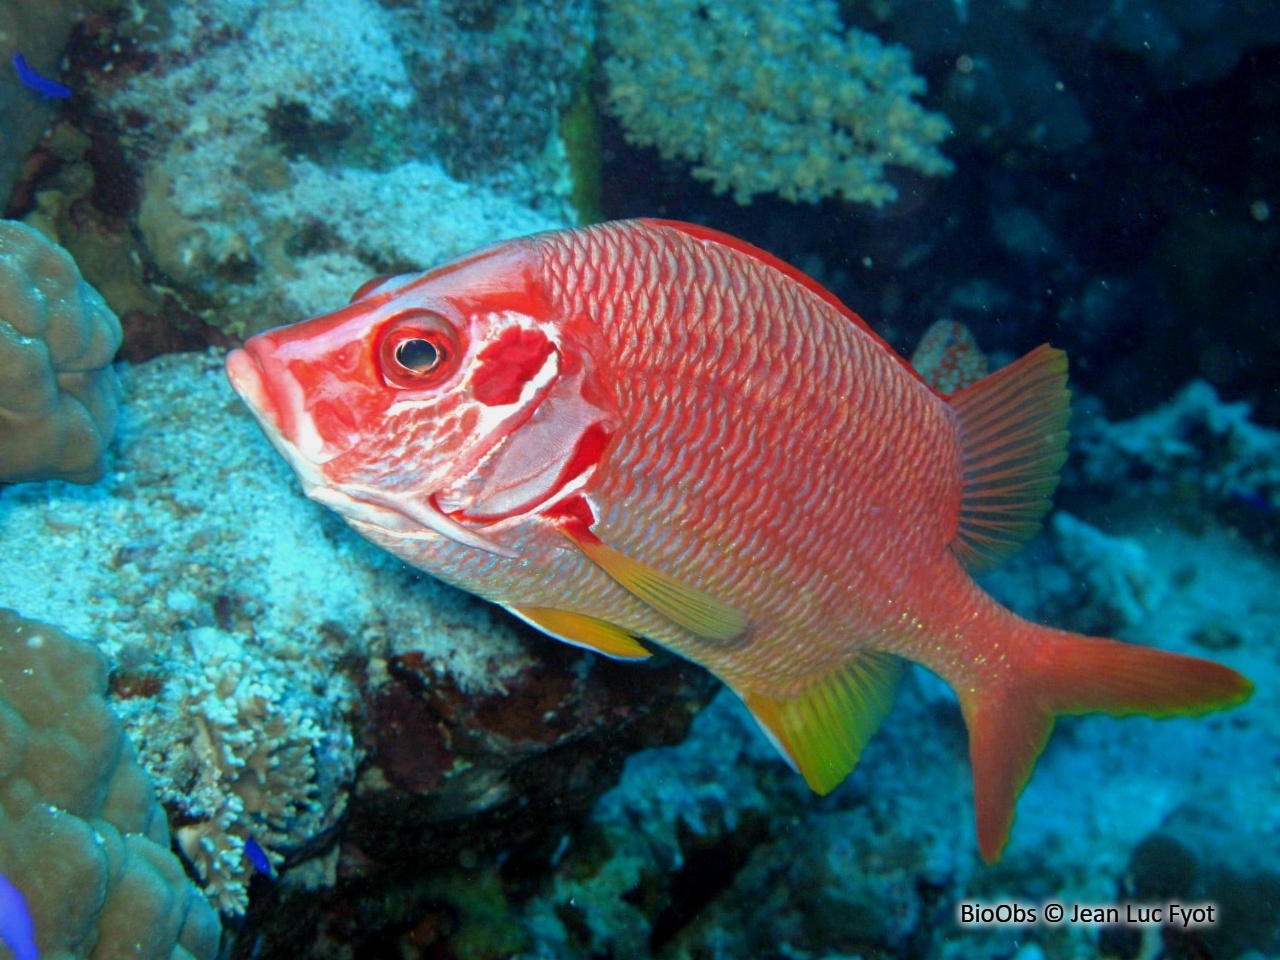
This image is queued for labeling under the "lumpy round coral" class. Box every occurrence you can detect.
[0,220,122,484]
[0,607,221,959]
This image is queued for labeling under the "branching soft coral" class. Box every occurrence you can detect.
[601,0,953,205]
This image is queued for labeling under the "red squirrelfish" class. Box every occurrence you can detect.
[225,219,1251,861]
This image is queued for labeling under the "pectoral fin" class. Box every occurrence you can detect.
[506,604,652,660]
[558,523,747,642]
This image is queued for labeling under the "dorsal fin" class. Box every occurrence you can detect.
[739,651,905,794]
[948,344,1071,572]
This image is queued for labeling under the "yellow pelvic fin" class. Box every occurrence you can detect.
[562,529,747,642]
[506,605,652,660]
[740,651,905,795]
[948,343,1071,572]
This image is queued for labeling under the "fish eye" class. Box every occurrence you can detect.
[377,311,461,389]
[395,337,440,373]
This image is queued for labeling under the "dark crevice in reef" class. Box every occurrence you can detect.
[644,810,771,953]
[263,99,354,165]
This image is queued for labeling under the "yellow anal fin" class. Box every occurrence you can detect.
[740,651,905,794]
[948,343,1071,572]
[506,604,652,660]
[561,528,747,642]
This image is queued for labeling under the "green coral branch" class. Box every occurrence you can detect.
[601,0,953,205]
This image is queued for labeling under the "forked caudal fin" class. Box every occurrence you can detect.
[960,629,1253,863]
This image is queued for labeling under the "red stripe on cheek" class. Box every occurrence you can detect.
[540,426,611,531]
[559,422,610,489]
[310,397,359,434]
[457,405,479,434]
[471,328,555,406]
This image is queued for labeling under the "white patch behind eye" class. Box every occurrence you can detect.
[384,398,439,417]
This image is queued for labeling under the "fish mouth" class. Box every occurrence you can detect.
[225,347,268,415]
[227,345,293,453]
[225,344,334,494]
[227,341,352,464]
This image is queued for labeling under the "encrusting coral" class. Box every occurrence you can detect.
[0,607,221,959]
[0,220,121,484]
[158,627,356,915]
[601,0,953,205]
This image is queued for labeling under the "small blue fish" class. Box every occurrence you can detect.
[244,837,275,879]
[0,873,38,960]
[13,53,71,100]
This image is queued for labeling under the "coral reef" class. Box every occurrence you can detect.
[0,1,1273,954]
[80,0,586,339]
[1121,791,1280,958]
[0,219,121,483]
[0,606,220,960]
[15,120,184,364]
[1,350,465,915]
[909,319,989,394]
[0,0,118,204]
[139,626,357,915]
[1044,512,1162,636]
[352,643,714,864]
[600,0,952,205]
[517,690,823,956]
[422,679,974,959]
[1072,380,1280,517]
[238,642,716,956]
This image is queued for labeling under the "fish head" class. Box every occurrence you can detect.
[226,237,616,559]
